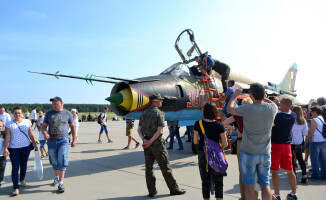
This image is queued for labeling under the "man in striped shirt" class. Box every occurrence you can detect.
[221,80,237,117]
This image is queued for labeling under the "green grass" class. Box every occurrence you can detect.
[77,112,124,121]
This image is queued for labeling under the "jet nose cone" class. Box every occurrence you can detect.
[105,93,123,105]
[106,88,133,111]
[106,88,150,112]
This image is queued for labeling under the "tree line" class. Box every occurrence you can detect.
[1,104,110,113]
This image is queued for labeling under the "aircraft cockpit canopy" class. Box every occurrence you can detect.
[175,29,203,64]
[160,62,190,77]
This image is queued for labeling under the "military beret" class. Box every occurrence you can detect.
[149,93,164,101]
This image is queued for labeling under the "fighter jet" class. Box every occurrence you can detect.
[28,29,299,128]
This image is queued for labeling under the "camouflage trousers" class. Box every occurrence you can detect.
[198,149,224,199]
[144,137,178,194]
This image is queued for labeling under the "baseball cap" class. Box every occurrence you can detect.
[50,96,63,102]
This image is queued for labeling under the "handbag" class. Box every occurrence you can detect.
[199,120,228,173]
[14,121,35,150]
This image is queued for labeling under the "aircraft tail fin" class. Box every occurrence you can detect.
[277,63,298,95]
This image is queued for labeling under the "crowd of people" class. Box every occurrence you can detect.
[0,97,78,196]
[1,87,326,199]
[222,83,326,200]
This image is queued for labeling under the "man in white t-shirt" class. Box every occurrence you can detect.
[98,107,112,143]
[31,107,37,128]
[0,106,11,134]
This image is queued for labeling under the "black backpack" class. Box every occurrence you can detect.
[97,113,104,124]
[316,117,326,139]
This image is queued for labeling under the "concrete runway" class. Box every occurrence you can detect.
[0,121,325,199]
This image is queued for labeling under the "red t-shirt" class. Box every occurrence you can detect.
[233,115,243,140]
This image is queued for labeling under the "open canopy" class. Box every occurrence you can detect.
[175,29,203,64]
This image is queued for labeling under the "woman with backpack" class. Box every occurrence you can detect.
[306,105,326,180]
[193,102,228,200]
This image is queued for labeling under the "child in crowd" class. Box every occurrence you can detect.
[0,120,7,187]
[35,111,48,158]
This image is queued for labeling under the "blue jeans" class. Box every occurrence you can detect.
[239,151,271,186]
[168,126,183,149]
[8,146,31,189]
[47,139,69,171]
[221,107,232,118]
[100,124,108,134]
[309,141,326,179]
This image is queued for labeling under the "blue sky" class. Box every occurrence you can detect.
[1,0,325,104]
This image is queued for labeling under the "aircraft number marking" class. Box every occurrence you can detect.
[193,90,200,107]
[187,90,193,107]
[187,89,209,108]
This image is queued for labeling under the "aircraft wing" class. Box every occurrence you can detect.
[28,71,118,84]
[93,75,161,83]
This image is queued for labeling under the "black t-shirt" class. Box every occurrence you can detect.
[194,120,225,149]
[271,112,296,144]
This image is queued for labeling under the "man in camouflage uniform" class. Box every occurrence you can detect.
[137,93,186,198]
[212,59,230,93]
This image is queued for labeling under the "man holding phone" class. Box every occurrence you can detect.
[227,83,278,200]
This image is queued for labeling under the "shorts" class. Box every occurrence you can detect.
[239,151,271,186]
[31,119,37,126]
[271,143,293,171]
[39,140,46,148]
[100,124,108,134]
[47,139,69,171]
[126,124,133,136]
[221,107,232,118]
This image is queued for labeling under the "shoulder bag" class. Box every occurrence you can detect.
[199,120,228,173]
[315,117,326,139]
[13,121,35,150]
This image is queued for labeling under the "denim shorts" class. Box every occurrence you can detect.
[47,139,69,171]
[39,140,46,148]
[100,124,109,134]
[239,151,271,186]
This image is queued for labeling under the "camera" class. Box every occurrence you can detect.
[268,96,275,101]
[242,89,250,93]
[227,135,232,140]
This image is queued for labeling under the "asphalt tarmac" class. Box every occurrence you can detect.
[0,121,325,199]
